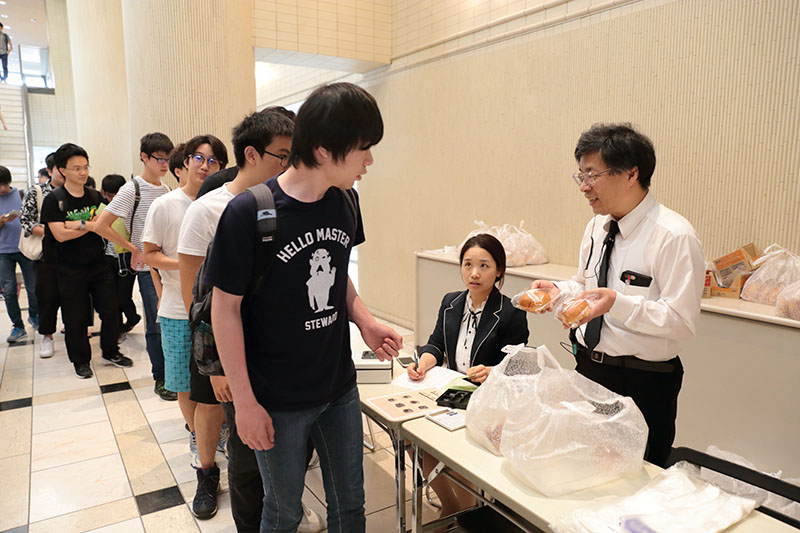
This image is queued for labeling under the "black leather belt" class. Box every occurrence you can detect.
[572,341,678,374]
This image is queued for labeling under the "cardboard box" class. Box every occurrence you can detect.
[712,243,760,287]
[709,272,752,299]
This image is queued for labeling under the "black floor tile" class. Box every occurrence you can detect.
[135,485,185,515]
[100,381,132,394]
[0,397,33,411]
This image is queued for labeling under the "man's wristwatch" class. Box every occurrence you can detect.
[79,220,86,230]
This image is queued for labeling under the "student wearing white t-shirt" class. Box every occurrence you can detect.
[141,134,228,520]
[177,109,299,529]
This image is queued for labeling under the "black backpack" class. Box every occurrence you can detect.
[190,183,358,376]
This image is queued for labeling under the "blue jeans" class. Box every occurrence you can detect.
[137,270,164,381]
[0,53,7,81]
[254,384,365,533]
[0,252,38,329]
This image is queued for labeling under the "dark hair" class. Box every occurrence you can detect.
[261,105,296,121]
[0,165,11,184]
[38,168,49,178]
[288,82,383,169]
[169,143,186,178]
[86,176,96,189]
[232,109,294,167]
[101,174,126,194]
[459,234,507,288]
[139,132,174,157]
[45,153,56,171]
[574,123,656,189]
[0,23,4,29]
[54,143,89,170]
[183,134,228,169]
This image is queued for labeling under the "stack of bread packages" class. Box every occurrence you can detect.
[741,244,800,308]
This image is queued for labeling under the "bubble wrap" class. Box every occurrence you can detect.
[465,344,557,454]
[500,367,648,496]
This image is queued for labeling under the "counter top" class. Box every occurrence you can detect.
[416,249,800,330]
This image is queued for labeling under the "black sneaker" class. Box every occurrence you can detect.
[192,465,220,519]
[102,352,133,368]
[154,379,178,401]
[121,315,141,333]
[75,363,93,379]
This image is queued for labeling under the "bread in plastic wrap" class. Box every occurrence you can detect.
[776,279,800,321]
[740,244,800,305]
[500,367,648,496]
[511,288,554,313]
[555,295,593,328]
[464,344,558,455]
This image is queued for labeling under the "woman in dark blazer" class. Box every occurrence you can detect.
[409,233,529,384]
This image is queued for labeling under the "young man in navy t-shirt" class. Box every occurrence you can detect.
[207,83,402,532]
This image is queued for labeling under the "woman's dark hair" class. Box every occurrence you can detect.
[183,134,228,169]
[288,82,383,169]
[460,233,507,288]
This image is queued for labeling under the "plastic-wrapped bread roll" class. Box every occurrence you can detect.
[511,288,552,313]
[556,296,592,328]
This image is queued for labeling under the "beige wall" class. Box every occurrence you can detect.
[351,0,800,324]
[65,0,132,179]
[29,0,77,148]
[253,0,391,64]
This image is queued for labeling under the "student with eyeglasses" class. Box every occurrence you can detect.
[142,134,229,519]
[94,132,178,401]
[39,143,133,379]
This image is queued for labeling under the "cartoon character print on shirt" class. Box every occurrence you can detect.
[307,248,336,312]
[66,204,99,221]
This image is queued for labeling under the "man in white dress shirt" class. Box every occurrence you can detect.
[533,123,705,466]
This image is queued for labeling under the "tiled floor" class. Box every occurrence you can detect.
[0,289,439,532]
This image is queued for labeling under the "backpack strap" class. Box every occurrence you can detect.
[245,183,278,297]
[129,178,141,236]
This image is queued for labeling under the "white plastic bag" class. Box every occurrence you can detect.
[464,344,559,454]
[776,279,800,320]
[551,465,757,533]
[740,244,800,305]
[459,220,548,267]
[500,367,648,496]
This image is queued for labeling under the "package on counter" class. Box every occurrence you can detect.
[712,243,760,288]
[550,465,757,533]
[500,367,648,497]
[740,244,800,305]
[465,344,558,455]
[776,279,800,321]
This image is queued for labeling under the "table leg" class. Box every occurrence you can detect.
[411,443,424,533]
[393,430,406,532]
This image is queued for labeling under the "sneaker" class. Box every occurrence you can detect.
[191,465,220,519]
[121,314,141,333]
[298,503,326,533]
[217,422,230,458]
[154,379,178,401]
[7,327,27,343]
[28,316,39,330]
[39,336,54,358]
[102,352,133,368]
[74,363,93,379]
[189,431,200,469]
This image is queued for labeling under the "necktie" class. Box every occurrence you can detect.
[583,220,620,352]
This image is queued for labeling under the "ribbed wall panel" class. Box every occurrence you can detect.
[356,0,800,323]
[121,0,256,174]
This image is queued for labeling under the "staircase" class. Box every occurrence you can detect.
[0,84,31,191]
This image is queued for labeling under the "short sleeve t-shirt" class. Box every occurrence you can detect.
[142,188,193,319]
[204,178,365,411]
[177,184,235,257]
[105,176,170,271]
[196,166,239,199]
[40,186,106,268]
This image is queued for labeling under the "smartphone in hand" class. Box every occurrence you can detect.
[397,355,415,368]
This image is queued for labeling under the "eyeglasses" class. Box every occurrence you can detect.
[148,155,169,165]
[65,165,91,173]
[188,154,221,168]
[572,168,614,187]
[263,150,289,169]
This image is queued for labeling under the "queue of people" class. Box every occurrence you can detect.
[2,81,704,533]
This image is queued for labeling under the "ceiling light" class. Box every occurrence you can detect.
[0,14,8,18]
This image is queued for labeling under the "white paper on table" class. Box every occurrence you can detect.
[391,365,465,390]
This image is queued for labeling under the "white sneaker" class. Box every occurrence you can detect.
[298,503,326,533]
[39,336,54,358]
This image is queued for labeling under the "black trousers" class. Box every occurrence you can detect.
[574,355,683,468]
[58,262,120,365]
[222,401,315,532]
[107,253,139,325]
[35,260,60,335]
